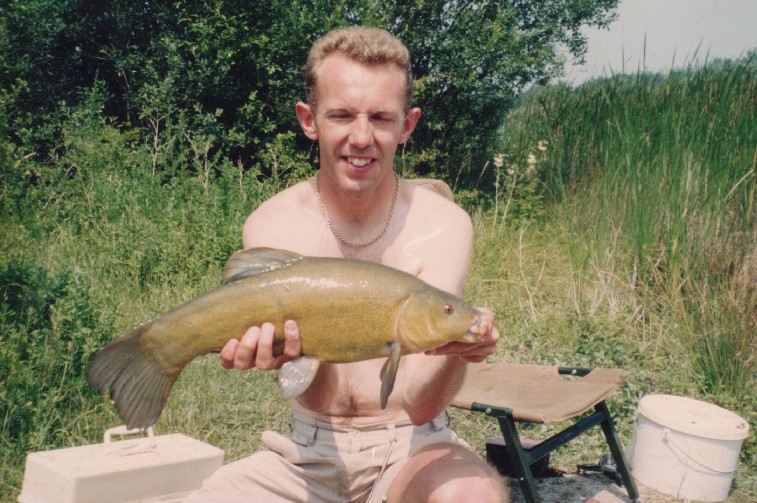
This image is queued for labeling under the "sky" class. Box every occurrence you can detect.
[563,0,757,84]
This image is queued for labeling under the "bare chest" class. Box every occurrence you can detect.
[292,358,411,424]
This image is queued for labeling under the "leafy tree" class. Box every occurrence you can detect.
[1,0,618,186]
[361,1,619,180]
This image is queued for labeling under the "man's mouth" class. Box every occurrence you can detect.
[347,157,372,167]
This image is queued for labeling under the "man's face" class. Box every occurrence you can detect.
[296,52,420,194]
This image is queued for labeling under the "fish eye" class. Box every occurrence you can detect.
[443,304,454,314]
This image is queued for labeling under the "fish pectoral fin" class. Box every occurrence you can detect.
[379,342,402,409]
[277,356,320,399]
[222,247,304,284]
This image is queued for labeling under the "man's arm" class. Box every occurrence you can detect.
[398,202,499,425]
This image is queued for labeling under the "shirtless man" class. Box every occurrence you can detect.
[186,27,506,502]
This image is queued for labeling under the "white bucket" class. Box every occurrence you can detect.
[627,394,749,502]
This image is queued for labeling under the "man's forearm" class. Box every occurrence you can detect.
[402,355,467,425]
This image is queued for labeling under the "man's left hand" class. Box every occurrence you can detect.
[424,307,499,363]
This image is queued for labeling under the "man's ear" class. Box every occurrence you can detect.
[399,107,421,144]
[295,102,318,141]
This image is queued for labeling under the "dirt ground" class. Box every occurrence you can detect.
[505,471,732,503]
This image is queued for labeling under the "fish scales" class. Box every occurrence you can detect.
[145,258,414,365]
[88,247,480,429]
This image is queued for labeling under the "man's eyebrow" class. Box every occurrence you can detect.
[323,106,399,115]
[323,107,352,115]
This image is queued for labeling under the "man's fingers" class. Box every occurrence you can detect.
[282,320,301,360]
[234,326,261,370]
[254,322,278,370]
[424,318,499,361]
[460,354,488,363]
[221,321,302,372]
[220,339,239,369]
[471,307,494,337]
[426,341,468,355]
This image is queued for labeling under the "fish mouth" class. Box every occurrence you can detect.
[464,313,486,342]
[463,332,481,343]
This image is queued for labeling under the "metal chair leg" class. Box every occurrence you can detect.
[595,401,641,503]
[496,412,542,503]
[471,398,638,503]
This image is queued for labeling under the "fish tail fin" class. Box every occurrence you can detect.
[88,321,178,430]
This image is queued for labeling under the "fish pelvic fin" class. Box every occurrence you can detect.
[87,321,178,430]
[277,356,320,399]
[380,342,402,409]
[222,247,304,284]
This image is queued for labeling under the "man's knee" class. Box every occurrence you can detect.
[430,479,507,503]
[426,453,508,503]
[386,442,508,503]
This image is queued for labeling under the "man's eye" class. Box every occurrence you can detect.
[329,113,351,121]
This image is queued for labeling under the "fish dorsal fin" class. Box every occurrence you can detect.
[222,247,304,284]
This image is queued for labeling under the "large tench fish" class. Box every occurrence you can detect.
[88,247,483,429]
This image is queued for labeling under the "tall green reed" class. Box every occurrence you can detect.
[499,55,756,398]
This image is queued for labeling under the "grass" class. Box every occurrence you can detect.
[2,56,756,502]
[475,55,757,499]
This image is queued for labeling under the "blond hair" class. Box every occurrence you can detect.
[304,26,413,111]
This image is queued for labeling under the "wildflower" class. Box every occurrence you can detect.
[493,154,505,168]
[527,153,537,166]
[537,140,548,152]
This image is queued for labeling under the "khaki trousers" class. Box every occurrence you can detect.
[184,411,466,503]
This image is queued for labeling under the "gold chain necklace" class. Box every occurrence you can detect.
[314,171,400,248]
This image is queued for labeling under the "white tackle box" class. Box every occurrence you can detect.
[19,426,224,503]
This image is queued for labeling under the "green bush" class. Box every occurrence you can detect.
[0,260,113,455]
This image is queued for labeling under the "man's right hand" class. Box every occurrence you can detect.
[220,320,302,370]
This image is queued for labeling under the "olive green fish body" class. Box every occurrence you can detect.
[88,248,480,429]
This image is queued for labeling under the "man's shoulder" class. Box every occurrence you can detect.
[243,179,317,249]
[397,179,473,259]
[406,180,471,225]
[247,180,311,222]
[405,178,455,202]
[260,179,313,209]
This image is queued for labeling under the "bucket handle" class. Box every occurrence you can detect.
[662,429,736,475]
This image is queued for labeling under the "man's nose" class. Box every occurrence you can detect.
[349,115,373,148]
